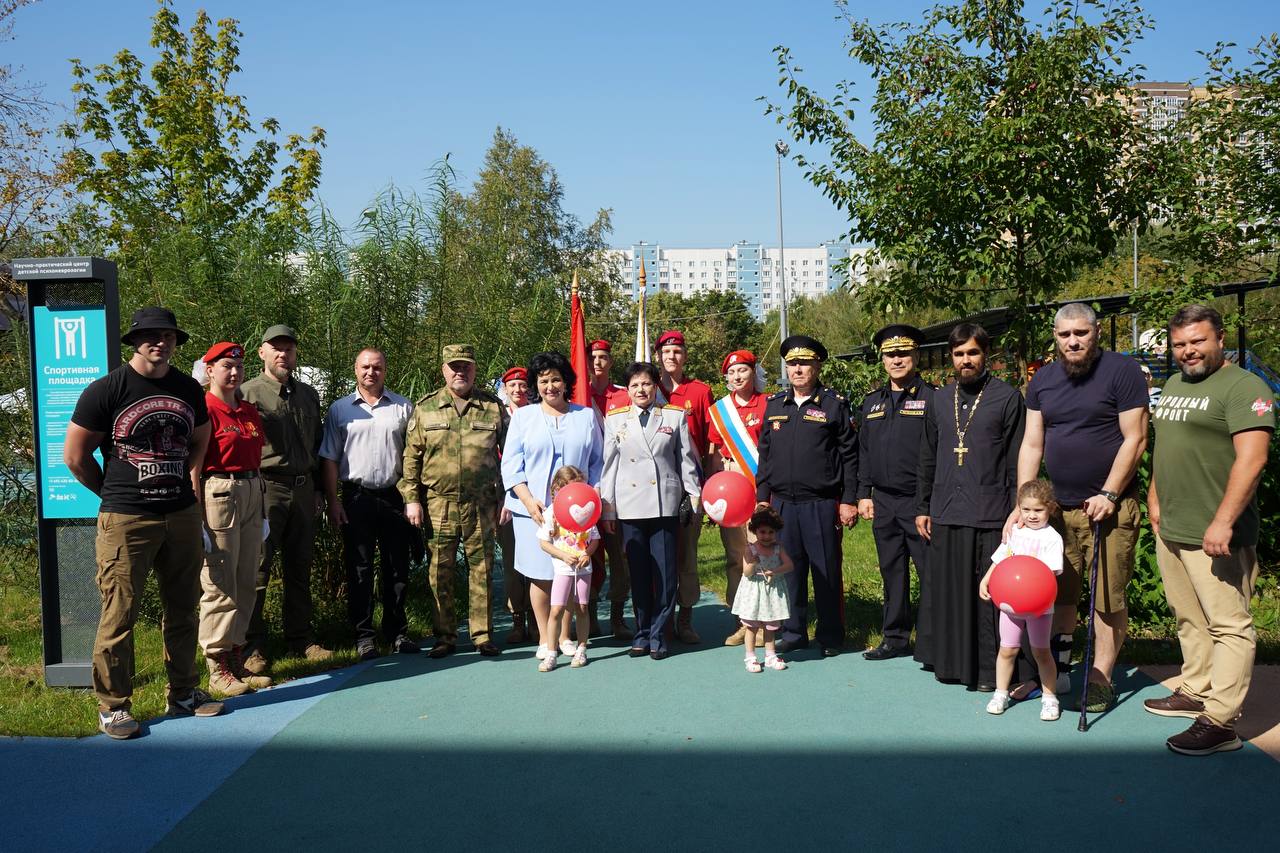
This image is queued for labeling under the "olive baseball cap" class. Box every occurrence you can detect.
[442,344,476,364]
[261,324,299,344]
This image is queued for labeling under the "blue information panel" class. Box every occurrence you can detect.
[31,305,108,519]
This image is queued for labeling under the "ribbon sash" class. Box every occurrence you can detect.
[709,395,758,487]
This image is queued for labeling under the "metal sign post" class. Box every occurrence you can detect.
[13,257,119,687]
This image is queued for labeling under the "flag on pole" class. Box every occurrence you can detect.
[634,257,650,362]
[569,270,591,406]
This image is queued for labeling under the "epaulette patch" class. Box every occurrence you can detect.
[607,405,632,415]
[663,404,683,411]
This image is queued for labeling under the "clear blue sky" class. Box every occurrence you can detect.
[8,0,1278,247]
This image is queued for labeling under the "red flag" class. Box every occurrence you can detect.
[569,271,591,406]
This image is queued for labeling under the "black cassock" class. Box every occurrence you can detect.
[915,374,1025,688]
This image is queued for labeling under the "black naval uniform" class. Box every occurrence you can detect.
[856,378,935,657]
[756,383,859,651]
[915,373,1025,689]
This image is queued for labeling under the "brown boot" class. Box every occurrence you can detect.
[610,602,634,642]
[232,645,272,689]
[676,607,701,644]
[724,625,747,646]
[241,647,269,675]
[506,612,528,645]
[207,653,251,697]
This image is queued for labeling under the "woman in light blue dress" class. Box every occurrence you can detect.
[501,351,602,660]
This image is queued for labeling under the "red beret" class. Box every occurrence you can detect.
[721,349,757,375]
[588,339,611,353]
[655,330,685,349]
[202,342,244,364]
[501,366,528,384]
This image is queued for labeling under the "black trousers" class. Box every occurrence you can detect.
[621,516,677,654]
[774,497,845,649]
[872,491,929,650]
[342,484,412,644]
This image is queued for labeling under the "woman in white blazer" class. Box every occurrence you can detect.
[600,361,701,659]
[501,351,603,662]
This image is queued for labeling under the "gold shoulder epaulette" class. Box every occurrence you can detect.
[607,405,631,415]
[663,404,683,411]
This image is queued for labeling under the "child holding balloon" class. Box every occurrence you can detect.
[732,507,794,672]
[537,466,600,671]
[980,479,1064,720]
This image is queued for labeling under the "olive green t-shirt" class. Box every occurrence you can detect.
[1153,363,1275,547]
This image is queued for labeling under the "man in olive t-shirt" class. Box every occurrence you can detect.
[1146,305,1274,756]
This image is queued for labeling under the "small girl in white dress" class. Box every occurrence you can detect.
[732,506,794,672]
[536,466,600,671]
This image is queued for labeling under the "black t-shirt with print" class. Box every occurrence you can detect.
[71,363,209,514]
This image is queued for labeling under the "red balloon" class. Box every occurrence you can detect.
[552,482,601,533]
[988,555,1057,618]
[701,471,755,528]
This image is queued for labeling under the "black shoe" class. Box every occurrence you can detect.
[356,639,379,661]
[821,646,841,658]
[649,649,669,661]
[428,641,455,660]
[476,641,501,657]
[1166,715,1242,756]
[774,639,808,654]
[392,637,419,655]
[976,682,997,693]
[862,643,909,661]
[628,647,649,658]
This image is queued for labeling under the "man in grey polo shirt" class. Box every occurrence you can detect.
[321,347,417,660]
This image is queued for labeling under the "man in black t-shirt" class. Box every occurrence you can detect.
[65,307,222,739]
[1007,302,1149,712]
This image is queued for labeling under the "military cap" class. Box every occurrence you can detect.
[589,339,612,353]
[261,324,298,344]
[873,324,924,355]
[202,341,244,363]
[655,330,686,349]
[721,349,757,375]
[501,366,527,384]
[442,344,476,364]
[781,334,827,363]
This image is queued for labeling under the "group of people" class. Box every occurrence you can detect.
[66,300,1272,758]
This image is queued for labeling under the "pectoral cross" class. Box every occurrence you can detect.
[953,445,968,467]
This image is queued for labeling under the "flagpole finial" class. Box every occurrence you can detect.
[639,257,647,290]
[571,269,579,295]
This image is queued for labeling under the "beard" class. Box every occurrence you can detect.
[1179,350,1225,379]
[1061,343,1101,379]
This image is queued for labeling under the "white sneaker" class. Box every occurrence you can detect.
[535,644,550,660]
[1041,696,1061,721]
[559,640,578,656]
[986,691,1011,715]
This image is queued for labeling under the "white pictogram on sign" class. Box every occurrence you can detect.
[54,316,87,360]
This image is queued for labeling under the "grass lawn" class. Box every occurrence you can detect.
[2,520,1276,738]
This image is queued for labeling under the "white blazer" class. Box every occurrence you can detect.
[501,403,602,515]
[600,404,701,520]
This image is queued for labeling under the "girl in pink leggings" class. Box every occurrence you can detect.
[536,466,600,671]
[979,480,1064,721]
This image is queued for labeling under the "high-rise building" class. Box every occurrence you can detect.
[1129,81,1210,139]
[610,241,868,320]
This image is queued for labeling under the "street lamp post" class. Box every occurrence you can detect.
[775,140,790,385]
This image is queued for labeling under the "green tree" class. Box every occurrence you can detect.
[766,0,1155,359]
[61,0,324,350]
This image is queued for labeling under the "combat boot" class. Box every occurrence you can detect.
[610,601,634,642]
[207,652,251,697]
[676,607,701,644]
[506,612,528,645]
[232,645,272,689]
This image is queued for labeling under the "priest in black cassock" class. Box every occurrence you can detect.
[914,323,1025,690]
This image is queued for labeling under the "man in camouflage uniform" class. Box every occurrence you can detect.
[399,344,508,658]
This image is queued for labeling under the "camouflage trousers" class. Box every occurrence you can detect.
[425,494,495,647]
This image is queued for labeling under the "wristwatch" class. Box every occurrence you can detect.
[1099,489,1120,505]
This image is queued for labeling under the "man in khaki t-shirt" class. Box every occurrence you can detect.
[1146,305,1274,756]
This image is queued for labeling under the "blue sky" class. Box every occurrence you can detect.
[7,0,1278,247]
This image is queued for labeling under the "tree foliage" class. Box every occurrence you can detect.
[61,0,324,313]
[766,0,1156,357]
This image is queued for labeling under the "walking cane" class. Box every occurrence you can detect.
[1077,520,1103,732]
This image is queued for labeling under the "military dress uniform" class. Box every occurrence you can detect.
[856,326,935,659]
[599,401,701,657]
[755,337,859,653]
[398,349,508,651]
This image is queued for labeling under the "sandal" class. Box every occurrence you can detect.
[538,651,556,673]
[571,647,587,668]
[764,654,787,671]
[745,657,763,673]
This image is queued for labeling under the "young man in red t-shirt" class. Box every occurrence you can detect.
[654,329,713,643]
[586,340,633,639]
[706,349,768,645]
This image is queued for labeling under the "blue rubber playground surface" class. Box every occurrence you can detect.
[3,596,1278,852]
